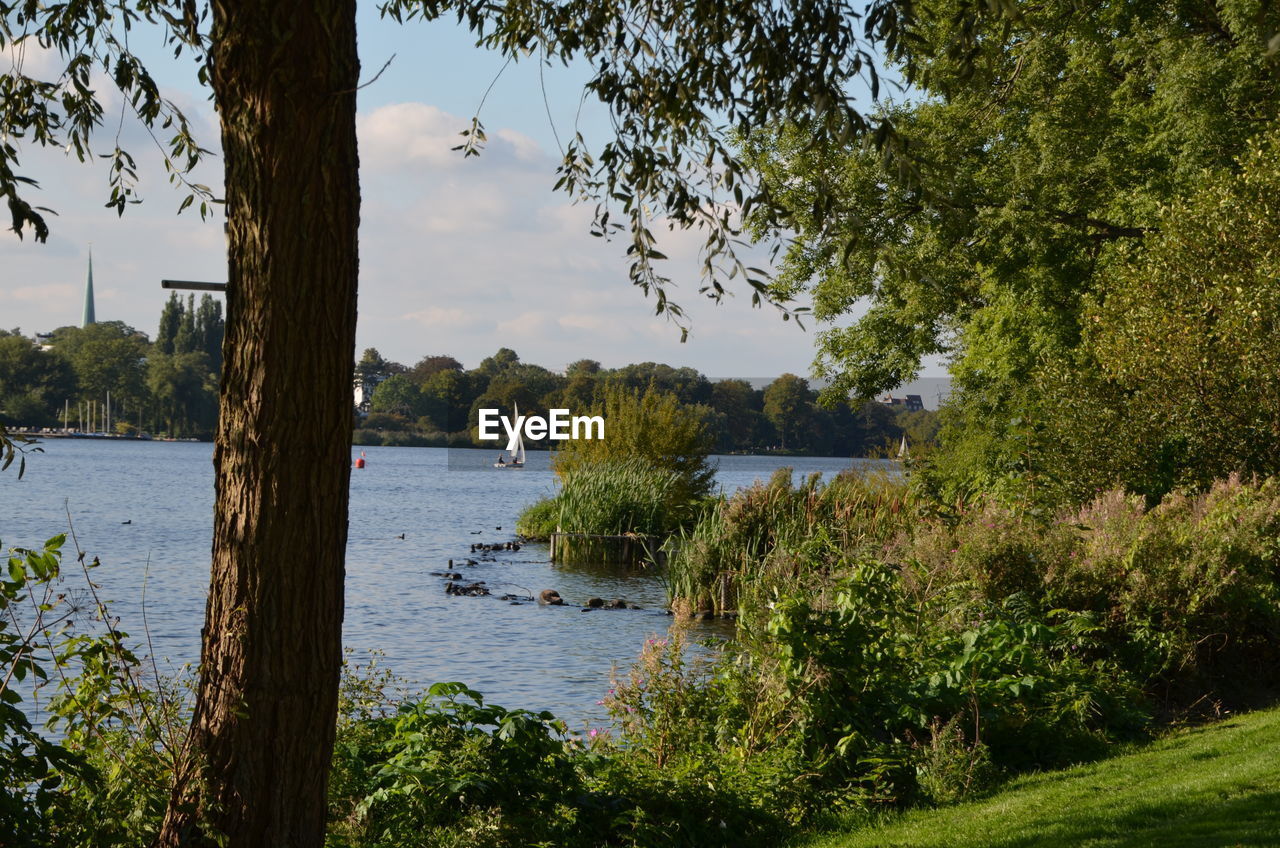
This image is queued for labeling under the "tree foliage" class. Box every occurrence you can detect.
[742,0,1280,494]
[552,384,717,503]
[0,0,214,240]
[1035,126,1280,502]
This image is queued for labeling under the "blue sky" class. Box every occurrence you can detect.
[1,11,948,394]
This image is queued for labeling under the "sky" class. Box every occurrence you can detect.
[0,10,949,399]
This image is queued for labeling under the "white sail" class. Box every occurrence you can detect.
[513,401,526,465]
[897,434,909,459]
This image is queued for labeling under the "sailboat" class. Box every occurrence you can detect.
[897,434,909,460]
[493,402,526,468]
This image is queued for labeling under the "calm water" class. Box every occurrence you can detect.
[1,440,883,726]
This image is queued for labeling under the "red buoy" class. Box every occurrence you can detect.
[354,457,366,468]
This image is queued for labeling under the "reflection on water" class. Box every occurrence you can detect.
[0,441,883,725]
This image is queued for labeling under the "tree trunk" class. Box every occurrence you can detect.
[156,0,360,845]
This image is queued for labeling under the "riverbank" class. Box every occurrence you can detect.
[4,428,182,441]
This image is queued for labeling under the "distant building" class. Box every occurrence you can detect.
[82,251,96,327]
[353,373,388,415]
[881,394,924,412]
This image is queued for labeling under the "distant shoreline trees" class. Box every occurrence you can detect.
[1,319,938,456]
[355,346,938,458]
[0,293,224,438]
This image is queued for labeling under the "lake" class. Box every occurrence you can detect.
[0,440,885,727]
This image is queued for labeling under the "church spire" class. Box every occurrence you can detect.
[82,249,96,327]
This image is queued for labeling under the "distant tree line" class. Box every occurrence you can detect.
[0,292,224,438]
[355,347,938,457]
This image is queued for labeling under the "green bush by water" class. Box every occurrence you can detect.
[518,458,699,542]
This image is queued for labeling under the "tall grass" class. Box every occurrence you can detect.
[518,458,694,545]
[666,468,915,616]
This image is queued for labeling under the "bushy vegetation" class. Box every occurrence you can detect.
[6,469,1280,848]
[0,533,187,847]
[518,388,718,542]
[672,471,1280,712]
[666,468,911,616]
[552,386,717,502]
[518,458,693,543]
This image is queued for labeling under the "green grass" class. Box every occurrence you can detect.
[798,707,1280,848]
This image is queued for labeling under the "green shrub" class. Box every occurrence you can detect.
[332,682,583,848]
[514,497,558,540]
[519,459,697,545]
[0,535,187,848]
[1048,476,1280,707]
[327,668,790,848]
[552,386,716,505]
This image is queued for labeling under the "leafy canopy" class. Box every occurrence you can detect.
[745,0,1279,398]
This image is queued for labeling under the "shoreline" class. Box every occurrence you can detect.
[6,429,202,442]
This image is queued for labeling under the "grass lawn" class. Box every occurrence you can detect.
[798,706,1280,848]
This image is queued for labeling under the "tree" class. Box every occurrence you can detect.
[195,294,225,373]
[174,293,198,354]
[745,0,1280,491]
[762,374,813,450]
[157,293,184,356]
[605,362,714,406]
[710,378,763,450]
[553,385,716,503]
[48,322,150,419]
[0,334,77,427]
[1036,127,1280,502]
[4,2,938,845]
[564,359,601,377]
[419,368,472,432]
[475,347,520,378]
[147,350,219,437]
[406,354,462,385]
[356,347,405,382]
[368,374,425,419]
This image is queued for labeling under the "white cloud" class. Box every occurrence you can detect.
[358,104,553,174]
[359,103,465,171]
[403,306,472,328]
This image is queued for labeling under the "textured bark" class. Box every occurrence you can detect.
[156,0,359,845]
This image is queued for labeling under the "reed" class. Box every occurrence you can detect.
[665,467,914,616]
[554,458,687,537]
